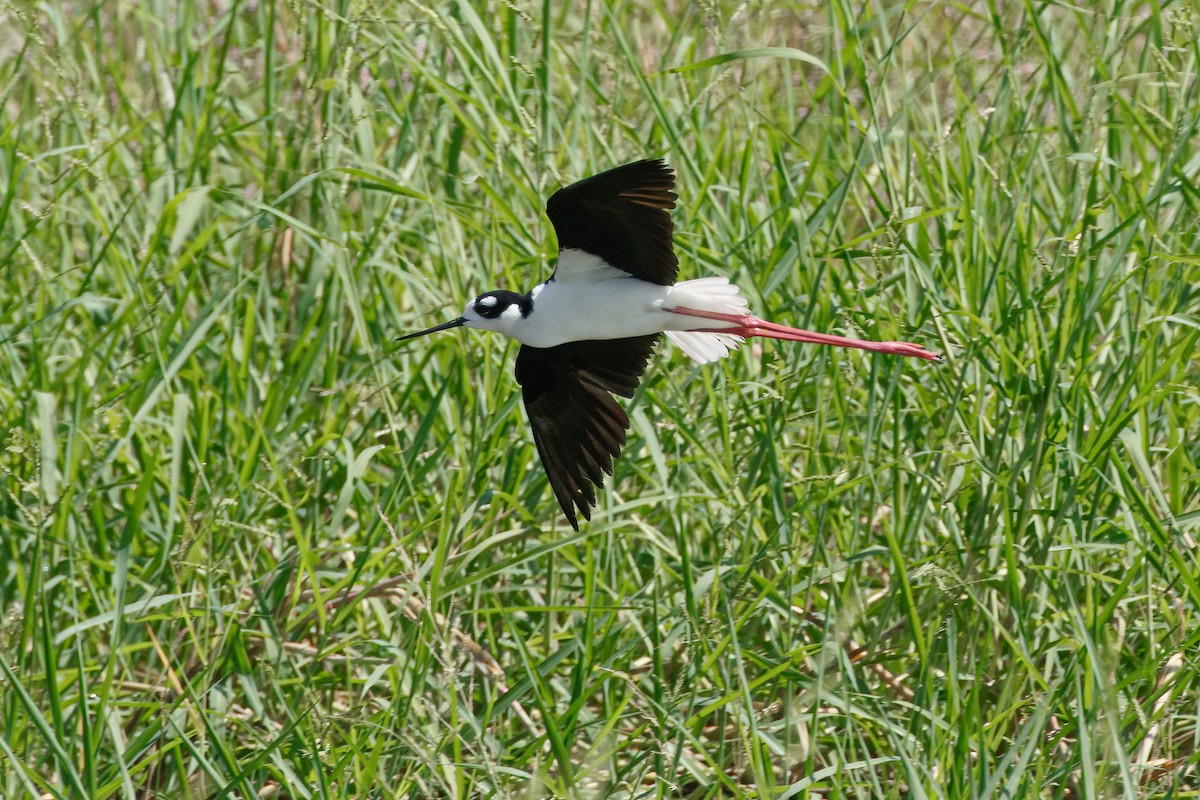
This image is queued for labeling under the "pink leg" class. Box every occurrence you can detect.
[667,307,942,362]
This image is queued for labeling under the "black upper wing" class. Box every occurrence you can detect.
[545,159,679,286]
[515,335,660,530]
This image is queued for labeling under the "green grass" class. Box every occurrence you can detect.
[2,0,1200,797]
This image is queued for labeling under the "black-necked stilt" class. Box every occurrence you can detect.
[400,159,940,530]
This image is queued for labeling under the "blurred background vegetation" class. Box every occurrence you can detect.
[1,0,1199,797]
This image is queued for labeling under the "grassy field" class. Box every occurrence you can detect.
[3,0,1200,797]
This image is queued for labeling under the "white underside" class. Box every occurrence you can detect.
[499,251,751,364]
[660,278,748,363]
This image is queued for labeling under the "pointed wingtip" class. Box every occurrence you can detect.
[571,502,592,531]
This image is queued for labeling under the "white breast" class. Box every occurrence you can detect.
[513,277,674,347]
[502,249,749,359]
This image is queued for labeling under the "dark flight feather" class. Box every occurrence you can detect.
[515,335,660,529]
[545,159,679,286]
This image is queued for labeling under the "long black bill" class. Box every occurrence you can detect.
[396,317,467,342]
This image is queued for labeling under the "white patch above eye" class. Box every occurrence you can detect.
[478,296,499,308]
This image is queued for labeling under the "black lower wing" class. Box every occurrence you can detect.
[514,335,660,530]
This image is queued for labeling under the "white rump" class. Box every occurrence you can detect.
[662,276,751,364]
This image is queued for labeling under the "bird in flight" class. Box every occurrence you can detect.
[399,159,940,530]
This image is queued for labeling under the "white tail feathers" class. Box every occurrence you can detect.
[666,276,749,313]
[662,276,751,364]
[666,329,745,363]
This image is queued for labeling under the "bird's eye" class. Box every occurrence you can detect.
[474,296,502,318]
